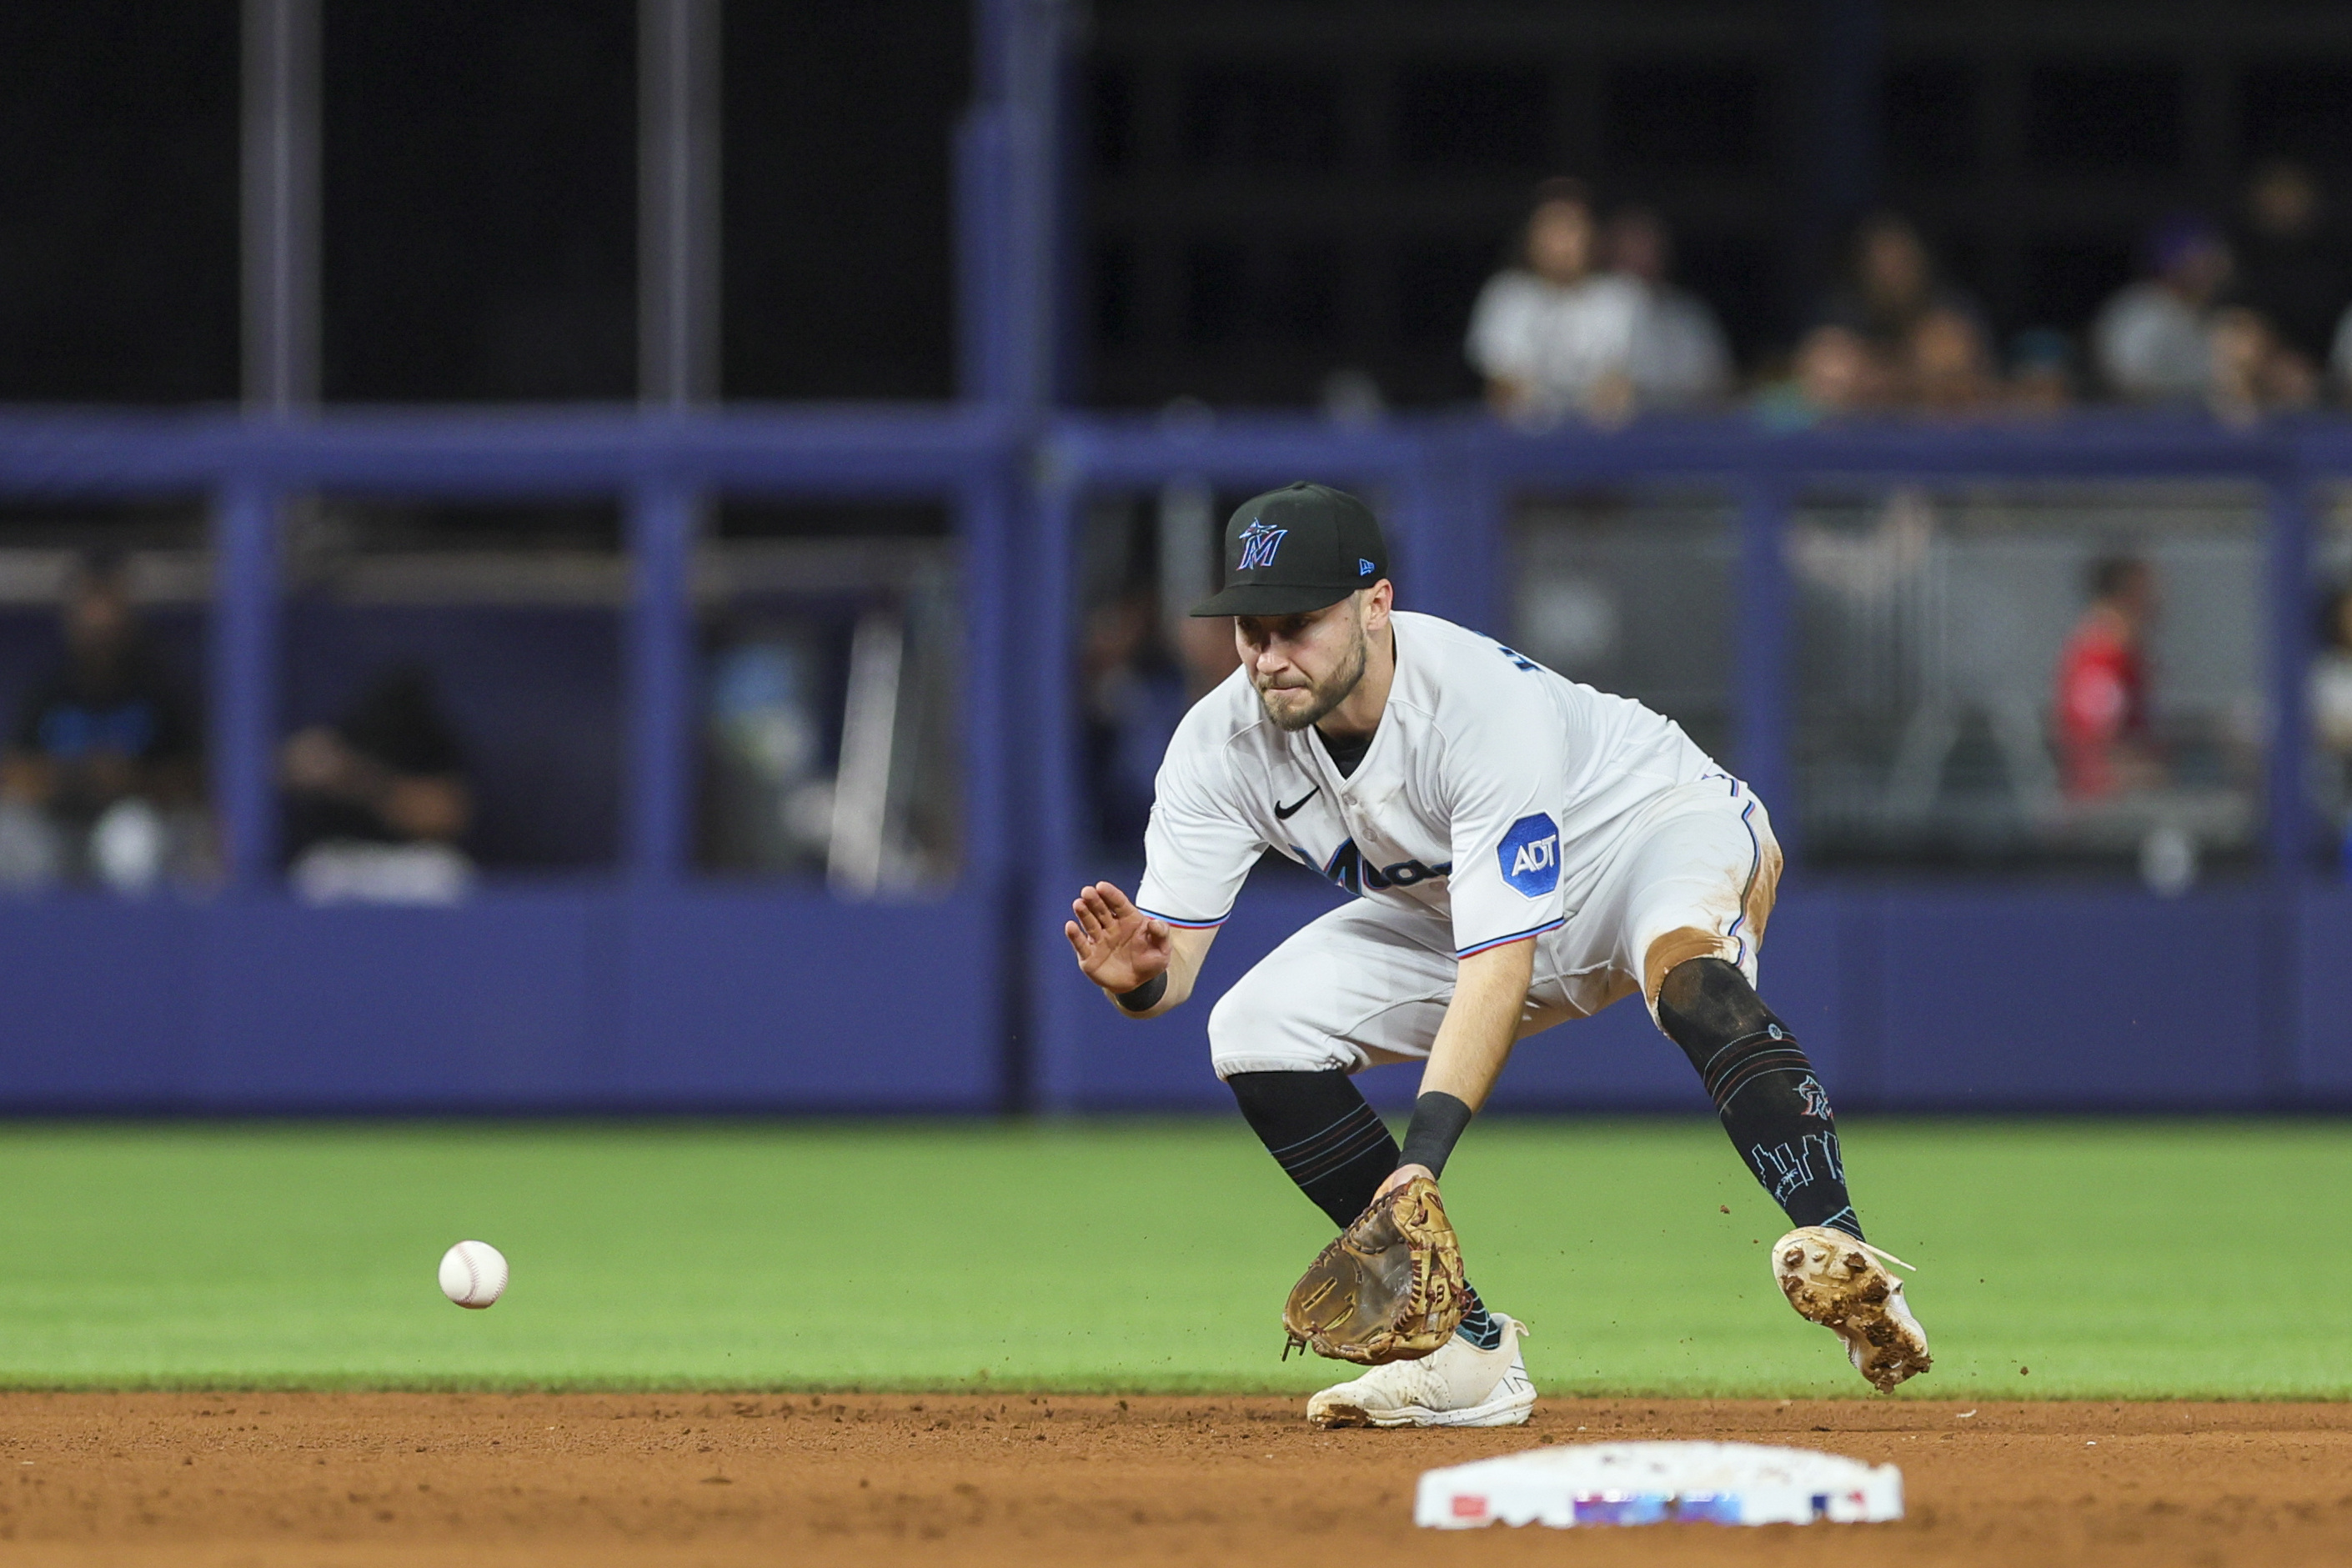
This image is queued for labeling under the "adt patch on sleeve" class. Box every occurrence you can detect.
[1497,813,1561,896]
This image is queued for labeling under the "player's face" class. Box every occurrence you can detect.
[1235,597,1369,732]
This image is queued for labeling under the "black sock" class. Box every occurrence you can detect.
[1226,1069,1502,1349]
[1656,958,1863,1240]
[1226,1069,1398,1229]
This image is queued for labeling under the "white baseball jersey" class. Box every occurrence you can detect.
[1137,610,1720,959]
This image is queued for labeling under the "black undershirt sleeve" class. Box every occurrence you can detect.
[1397,1090,1474,1177]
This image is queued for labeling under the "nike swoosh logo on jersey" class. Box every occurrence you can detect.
[1273,787,1321,820]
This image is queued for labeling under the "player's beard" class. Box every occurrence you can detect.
[1254,614,1368,733]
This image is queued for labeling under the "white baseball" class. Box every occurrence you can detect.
[439,1240,509,1309]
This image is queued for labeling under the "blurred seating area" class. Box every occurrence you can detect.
[1466,163,2352,426]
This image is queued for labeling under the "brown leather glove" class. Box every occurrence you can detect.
[1281,1175,1468,1365]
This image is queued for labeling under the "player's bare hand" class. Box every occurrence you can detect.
[1065,881,1172,995]
[1377,1162,1435,1200]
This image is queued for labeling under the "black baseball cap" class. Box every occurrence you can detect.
[1189,482,1391,617]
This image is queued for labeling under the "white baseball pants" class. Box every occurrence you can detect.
[1206,777,1782,1078]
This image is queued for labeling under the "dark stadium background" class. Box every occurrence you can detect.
[15,3,2352,408]
[0,1,2347,1116]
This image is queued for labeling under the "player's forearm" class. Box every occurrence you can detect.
[1418,939,1536,1111]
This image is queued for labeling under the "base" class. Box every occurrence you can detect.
[1415,1440,1903,1528]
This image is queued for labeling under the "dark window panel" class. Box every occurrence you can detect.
[1672,228,1774,361]
[319,498,623,553]
[0,499,209,550]
[1938,233,1988,313]
[724,0,965,400]
[2239,63,2352,168]
[1267,242,1341,348]
[1883,60,1977,182]
[323,0,636,403]
[1181,243,1245,346]
[1180,241,1336,348]
[1094,239,1137,347]
[714,500,949,539]
[1602,63,1763,173]
[2019,234,2137,333]
[2024,63,2184,173]
[1181,63,1341,171]
[0,1,238,402]
[1392,65,1549,172]
[1091,63,1136,173]
[1396,236,1501,347]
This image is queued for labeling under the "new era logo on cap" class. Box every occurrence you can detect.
[1359,559,1375,574]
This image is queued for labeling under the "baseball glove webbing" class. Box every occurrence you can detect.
[1281,1175,1468,1365]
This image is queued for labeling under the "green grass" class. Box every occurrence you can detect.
[0,1118,2343,1398]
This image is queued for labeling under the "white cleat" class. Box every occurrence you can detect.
[1773,1226,1932,1393]
[1306,1314,1535,1429]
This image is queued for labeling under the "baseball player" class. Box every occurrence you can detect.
[1065,483,1929,1428]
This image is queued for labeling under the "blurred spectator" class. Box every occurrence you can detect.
[2229,162,2341,370]
[0,552,203,894]
[1904,306,1997,415]
[1081,592,1188,850]
[2094,215,2231,403]
[1171,612,1241,700]
[2204,304,2318,425]
[282,666,474,903]
[1753,323,1881,428]
[1818,213,1981,356]
[1602,206,1732,409]
[2329,308,2352,403]
[702,632,834,875]
[1466,178,1644,425]
[1317,367,1387,426]
[2309,586,2352,803]
[2054,554,2162,800]
[2006,329,2079,413]
[1790,486,1936,601]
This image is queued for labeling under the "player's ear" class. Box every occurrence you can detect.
[1361,579,1394,630]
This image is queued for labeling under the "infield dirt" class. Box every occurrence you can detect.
[0,1393,2345,1565]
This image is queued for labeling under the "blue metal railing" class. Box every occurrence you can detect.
[0,405,2344,1111]
[0,406,1020,892]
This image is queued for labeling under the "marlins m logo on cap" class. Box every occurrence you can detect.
[1236,518,1288,571]
[1191,481,1392,617]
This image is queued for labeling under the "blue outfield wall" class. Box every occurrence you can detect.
[0,889,998,1113]
[1033,875,2301,1115]
[0,411,2349,1115]
[0,874,2307,1115]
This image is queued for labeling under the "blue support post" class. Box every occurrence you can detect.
[1028,468,1086,1114]
[2262,467,2313,1101]
[1407,438,1503,635]
[210,476,281,889]
[959,468,1016,895]
[2264,471,2314,879]
[953,107,1011,407]
[1735,473,1797,857]
[1800,0,1881,313]
[959,463,1028,1108]
[971,0,1077,1104]
[624,477,696,883]
[961,0,1073,413]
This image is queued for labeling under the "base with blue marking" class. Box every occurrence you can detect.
[1415,1441,1903,1529]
